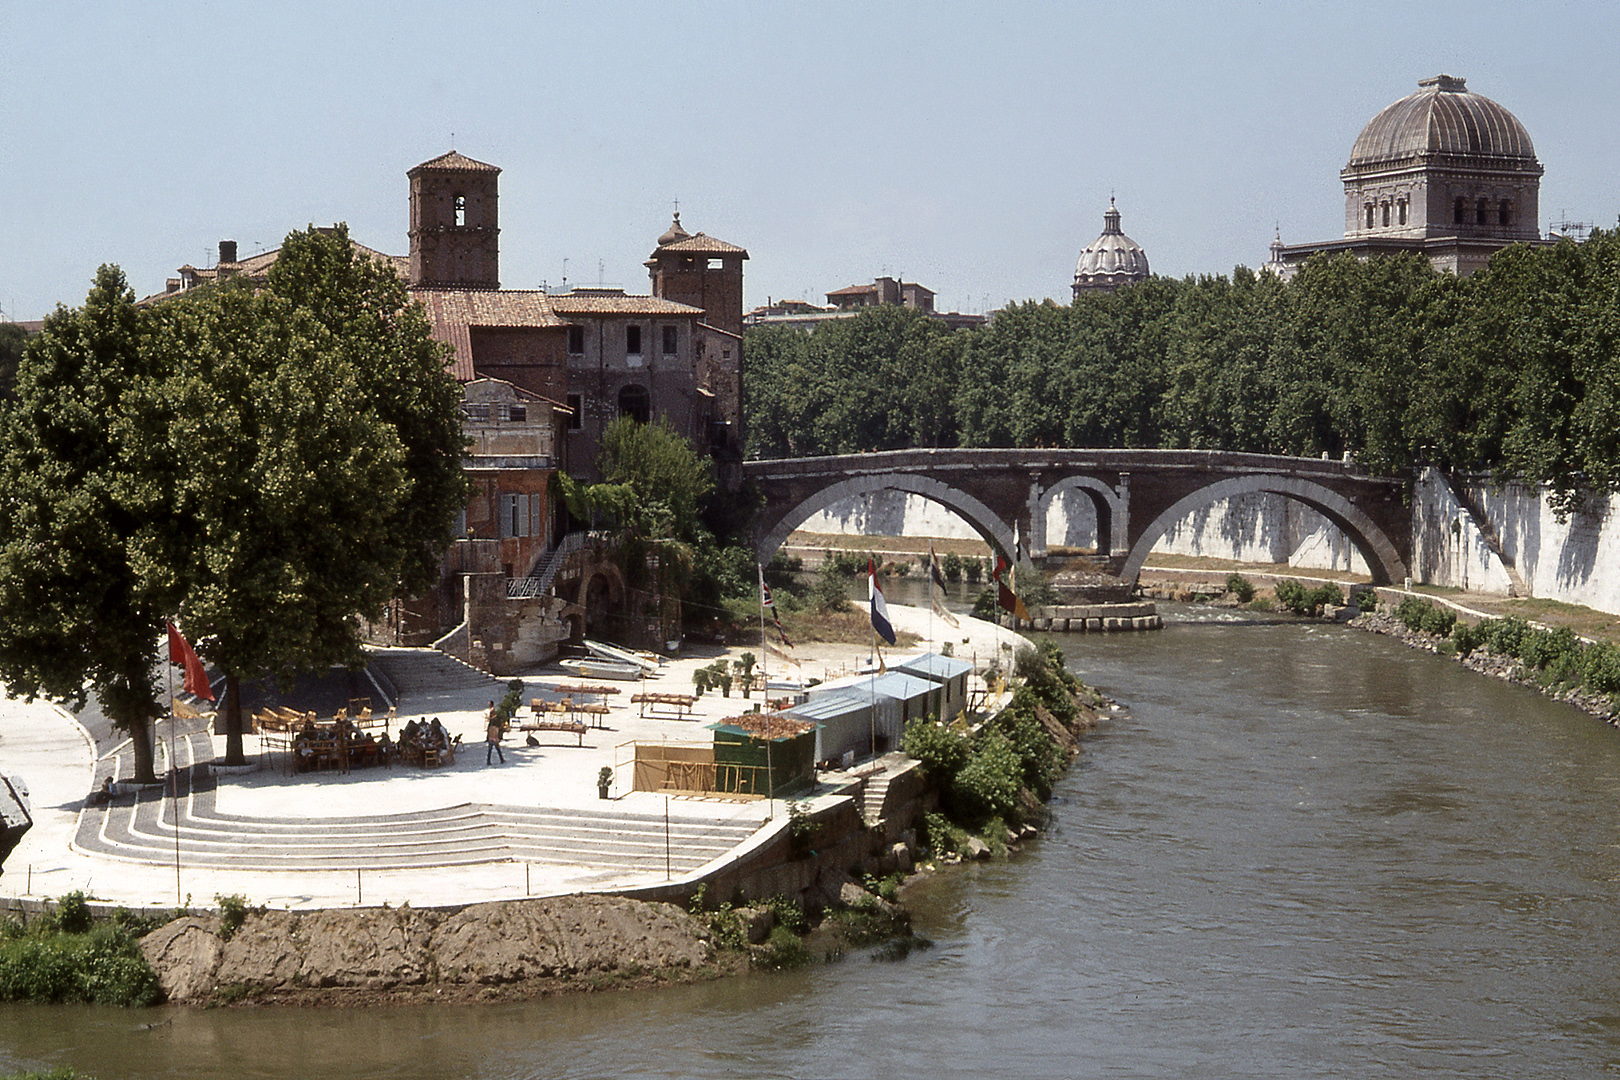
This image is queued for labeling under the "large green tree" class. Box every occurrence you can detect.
[138,226,469,763]
[0,268,173,782]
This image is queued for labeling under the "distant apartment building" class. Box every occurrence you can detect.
[746,275,987,332]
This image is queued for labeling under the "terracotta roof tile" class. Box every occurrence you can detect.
[547,291,702,316]
[408,150,501,175]
[412,289,566,381]
[654,232,749,257]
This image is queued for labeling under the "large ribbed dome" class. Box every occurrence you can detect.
[1073,200,1149,295]
[1348,75,1535,166]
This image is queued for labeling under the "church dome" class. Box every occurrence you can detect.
[1348,75,1536,167]
[656,212,690,248]
[1073,200,1149,295]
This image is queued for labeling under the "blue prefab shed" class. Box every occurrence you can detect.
[893,652,974,722]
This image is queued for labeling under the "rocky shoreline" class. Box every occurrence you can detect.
[1348,611,1619,726]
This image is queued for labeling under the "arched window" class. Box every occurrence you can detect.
[454,194,466,227]
[1381,202,1391,228]
[1476,198,1488,225]
[1365,204,1375,230]
[618,384,650,425]
[1398,199,1408,226]
[1498,200,1512,226]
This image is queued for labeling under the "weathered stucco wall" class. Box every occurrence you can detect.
[797,480,1620,616]
[798,490,1368,573]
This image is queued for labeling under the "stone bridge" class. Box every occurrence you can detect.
[743,449,1412,585]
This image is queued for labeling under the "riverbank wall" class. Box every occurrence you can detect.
[796,472,1620,617]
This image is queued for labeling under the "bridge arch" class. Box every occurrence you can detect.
[1037,475,1124,555]
[755,473,1016,566]
[1119,474,1409,586]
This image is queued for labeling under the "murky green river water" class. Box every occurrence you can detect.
[5,604,1620,1078]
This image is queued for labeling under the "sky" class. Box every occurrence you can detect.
[3,1,1619,323]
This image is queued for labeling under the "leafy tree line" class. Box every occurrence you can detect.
[745,231,1620,513]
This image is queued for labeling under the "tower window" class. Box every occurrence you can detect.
[1454,197,1466,224]
[626,326,642,356]
[662,326,678,355]
[454,194,466,227]
[566,393,582,430]
[567,326,584,354]
[1476,198,1488,225]
[1398,199,1408,226]
[1365,204,1374,230]
[1499,200,1512,226]
[1381,202,1391,227]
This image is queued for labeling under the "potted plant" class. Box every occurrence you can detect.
[693,668,711,697]
[597,766,613,800]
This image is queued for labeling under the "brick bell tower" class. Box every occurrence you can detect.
[408,151,501,288]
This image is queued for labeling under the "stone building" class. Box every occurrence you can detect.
[141,150,749,666]
[1273,75,1549,278]
[1072,199,1150,297]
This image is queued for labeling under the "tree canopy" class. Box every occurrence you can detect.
[0,227,469,771]
[743,232,1620,513]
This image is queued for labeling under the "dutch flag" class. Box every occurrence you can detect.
[869,556,896,645]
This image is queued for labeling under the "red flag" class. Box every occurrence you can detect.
[992,555,1031,622]
[166,622,215,701]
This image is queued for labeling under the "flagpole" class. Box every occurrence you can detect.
[165,625,182,906]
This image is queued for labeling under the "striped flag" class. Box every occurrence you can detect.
[869,556,896,645]
[760,564,793,648]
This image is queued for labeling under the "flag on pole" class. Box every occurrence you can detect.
[927,544,960,628]
[166,622,215,701]
[992,555,1031,622]
[868,556,896,645]
[759,564,794,648]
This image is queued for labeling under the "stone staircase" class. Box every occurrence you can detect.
[76,733,758,875]
[366,646,504,696]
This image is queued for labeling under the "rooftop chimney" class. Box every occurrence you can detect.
[219,240,238,264]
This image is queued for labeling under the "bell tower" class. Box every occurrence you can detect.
[408,151,501,288]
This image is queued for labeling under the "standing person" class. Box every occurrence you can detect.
[486,710,505,765]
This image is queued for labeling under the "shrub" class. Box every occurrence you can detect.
[1274,579,1309,614]
[1482,616,1530,657]
[963,558,985,584]
[1452,622,1485,657]
[50,892,91,935]
[951,729,1023,826]
[0,921,161,1007]
[903,717,970,780]
[942,552,964,583]
[809,569,853,614]
[1355,589,1378,613]
[215,894,251,941]
[1396,595,1429,631]
[1584,642,1620,695]
[1418,604,1456,637]
[1225,574,1255,603]
[970,587,998,621]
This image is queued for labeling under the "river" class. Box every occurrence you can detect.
[4,603,1620,1078]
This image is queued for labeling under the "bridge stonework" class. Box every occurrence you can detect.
[744,449,1412,586]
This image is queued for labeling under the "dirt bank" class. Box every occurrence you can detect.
[139,893,730,1006]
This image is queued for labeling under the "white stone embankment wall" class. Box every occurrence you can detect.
[800,490,1368,573]
[801,480,1620,617]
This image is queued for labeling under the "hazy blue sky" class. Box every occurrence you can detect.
[3,1,1617,322]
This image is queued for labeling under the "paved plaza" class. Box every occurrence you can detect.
[0,606,1023,911]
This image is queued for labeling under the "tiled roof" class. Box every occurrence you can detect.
[138,239,407,305]
[408,150,501,175]
[412,289,566,381]
[547,290,702,316]
[655,232,749,257]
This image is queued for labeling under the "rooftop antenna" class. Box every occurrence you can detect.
[598,259,605,286]
[562,257,569,292]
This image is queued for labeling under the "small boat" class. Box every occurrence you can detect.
[559,658,644,681]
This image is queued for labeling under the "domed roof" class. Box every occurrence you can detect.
[1348,75,1536,166]
[1074,200,1149,290]
[656,212,691,248]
